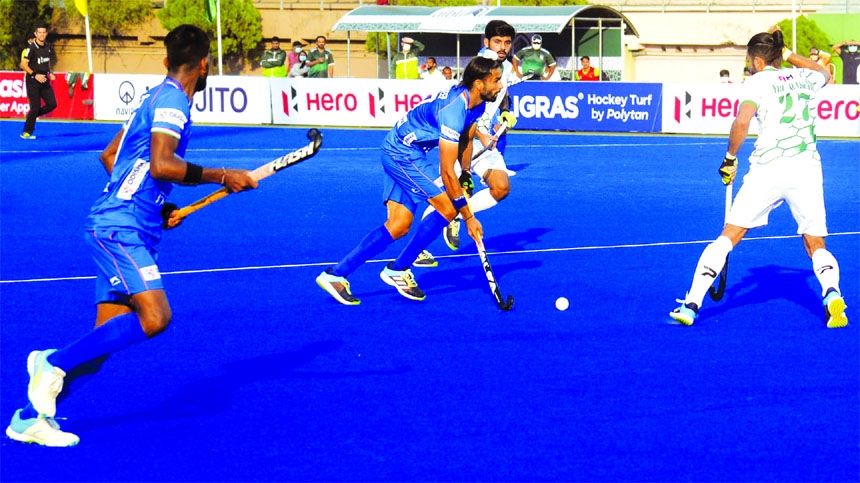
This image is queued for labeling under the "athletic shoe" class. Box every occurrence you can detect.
[315,269,360,306]
[444,218,461,251]
[823,291,848,329]
[413,250,438,268]
[19,132,36,139]
[27,349,66,418]
[380,263,426,301]
[5,409,79,447]
[669,301,699,326]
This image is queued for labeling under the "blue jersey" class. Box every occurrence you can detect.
[86,78,192,244]
[381,85,485,166]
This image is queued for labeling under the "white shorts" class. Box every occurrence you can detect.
[433,148,514,189]
[726,158,828,236]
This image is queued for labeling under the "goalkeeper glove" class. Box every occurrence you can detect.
[499,110,517,130]
[719,153,737,185]
[459,170,474,197]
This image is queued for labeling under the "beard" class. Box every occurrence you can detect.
[195,73,208,92]
[480,90,498,102]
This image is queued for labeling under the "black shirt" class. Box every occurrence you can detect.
[25,40,52,75]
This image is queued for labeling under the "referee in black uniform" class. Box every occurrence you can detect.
[19,25,56,139]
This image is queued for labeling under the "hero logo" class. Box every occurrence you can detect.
[0,79,26,97]
[818,99,860,120]
[674,92,739,122]
[512,93,580,119]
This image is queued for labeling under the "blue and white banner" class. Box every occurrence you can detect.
[508,81,663,133]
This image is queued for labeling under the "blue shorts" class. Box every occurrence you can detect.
[380,152,444,214]
[85,230,164,304]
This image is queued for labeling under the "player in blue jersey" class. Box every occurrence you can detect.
[316,56,504,305]
[5,25,258,447]
[415,21,519,267]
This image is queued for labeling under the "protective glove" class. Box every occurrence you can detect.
[459,170,474,197]
[499,110,517,130]
[161,202,179,229]
[719,154,737,185]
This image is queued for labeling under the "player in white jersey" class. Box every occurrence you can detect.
[414,20,519,267]
[670,29,848,329]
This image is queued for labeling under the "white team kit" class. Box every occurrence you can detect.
[726,66,830,236]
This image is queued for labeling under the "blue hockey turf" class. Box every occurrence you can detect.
[1,120,858,482]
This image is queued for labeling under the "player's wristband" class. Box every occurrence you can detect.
[451,195,468,210]
[183,162,204,184]
[782,48,792,61]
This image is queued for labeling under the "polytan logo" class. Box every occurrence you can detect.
[674,91,692,123]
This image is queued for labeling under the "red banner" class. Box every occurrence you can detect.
[0,71,94,120]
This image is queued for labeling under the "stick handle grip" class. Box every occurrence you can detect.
[174,187,230,220]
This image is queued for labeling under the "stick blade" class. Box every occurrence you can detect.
[499,295,514,311]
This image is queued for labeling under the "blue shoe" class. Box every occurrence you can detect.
[5,409,79,447]
[380,263,426,301]
[27,350,66,418]
[670,301,699,326]
[823,291,848,329]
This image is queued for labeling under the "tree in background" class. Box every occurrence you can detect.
[84,0,153,71]
[158,0,262,74]
[774,16,831,66]
[0,0,53,70]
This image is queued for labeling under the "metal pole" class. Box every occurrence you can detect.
[217,0,223,75]
[598,18,603,81]
[570,18,575,81]
[84,13,93,72]
[346,31,351,77]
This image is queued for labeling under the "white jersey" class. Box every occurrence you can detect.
[742,66,828,165]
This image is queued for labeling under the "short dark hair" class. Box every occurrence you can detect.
[427,56,437,63]
[484,20,515,40]
[459,56,500,89]
[165,25,210,72]
[747,30,785,66]
[272,36,280,42]
[316,35,326,42]
[293,41,302,47]
[581,55,590,61]
[720,69,730,76]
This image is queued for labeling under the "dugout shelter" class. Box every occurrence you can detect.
[332,5,640,81]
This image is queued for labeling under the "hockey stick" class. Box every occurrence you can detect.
[708,182,733,301]
[469,71,534,162]
[476,239,514,311]
[173,128,323,221]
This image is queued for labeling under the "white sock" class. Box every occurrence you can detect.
[685,236,733,308]
[812,248,840,298]
[466,189,498,215]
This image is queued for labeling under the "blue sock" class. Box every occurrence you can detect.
[19,403,38,420]
[333,225,395,277]
[47,313,148,373]
[392,211,449,271]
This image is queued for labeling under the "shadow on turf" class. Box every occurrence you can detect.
[69,340,411,432]
[691,264,828,327]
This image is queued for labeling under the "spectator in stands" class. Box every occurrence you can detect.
[261,37,287,78]
[420,56,445,80]
[575,56,601,81]
[719,69,732,83]
[288,40,303,72]
[289,50,309,78]
[809,47,834,84]
[742,66,752,82]
[513,34,556,80]
[307,35,335,78]
[442,66,454,80]
[832,40,859,85]
[391,37,424,79]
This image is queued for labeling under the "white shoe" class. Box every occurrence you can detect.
[5,409,79,447]
[27,350,66,418]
